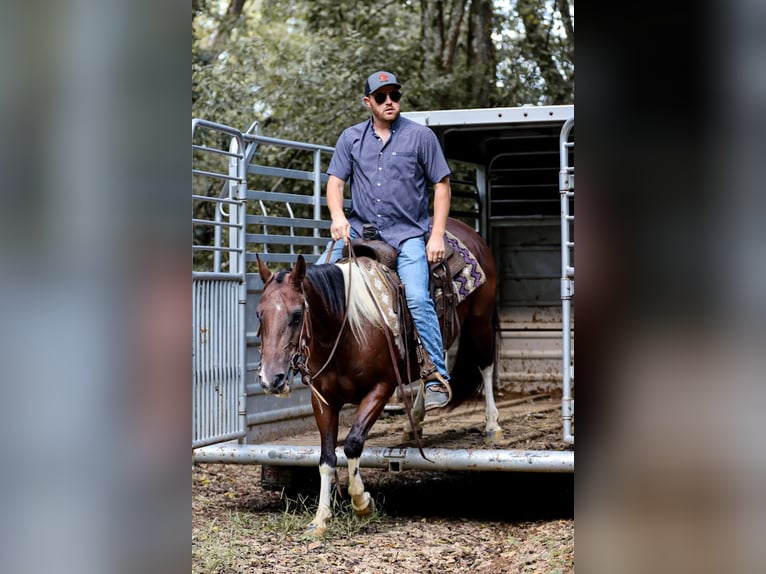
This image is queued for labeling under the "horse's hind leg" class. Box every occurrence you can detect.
[482,363,503,441]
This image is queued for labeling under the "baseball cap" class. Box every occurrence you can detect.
[364,71,401,96]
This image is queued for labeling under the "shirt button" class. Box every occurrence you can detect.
[378,167,382,170]
[377,182,381,186]
[376,198,380,202]
[392,152,397,156]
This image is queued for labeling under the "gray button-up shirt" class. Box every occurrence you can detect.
[327,116,451,251]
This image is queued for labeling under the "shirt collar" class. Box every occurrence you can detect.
[368,115,403,137]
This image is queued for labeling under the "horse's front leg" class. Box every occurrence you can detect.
[344,387,390,516]
[482,363,503,441]
[346,457,373,516]
[306,397,339,537]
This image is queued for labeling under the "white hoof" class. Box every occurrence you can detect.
[485,428,504,443]
[305,522,326,538]
[352,492,374,516]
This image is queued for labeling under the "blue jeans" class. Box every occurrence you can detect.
[320,234,450,382]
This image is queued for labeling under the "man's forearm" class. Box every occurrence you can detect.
[326,175,346,219]
[431,177,451,234]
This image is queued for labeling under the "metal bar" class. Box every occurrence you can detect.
[559,116,575,445]
[245,234,327,247]
[191,194,240,205]
[192,218,243,228]
[241,132,334,153]
[245,214,330,229]
[214,179,225,272]
[246,404,316,426]
[249,253,324,264]
[193,117,246,140]
[191,144,243,159]
[247,164,322,181]
[193,444,574,473]
[246,190,319,205]
[192,431,248,450]
[192,168,241,182]
[235,137,249,443]
[403,105,574,127]
[313,149,324,256]
[491,183,560,190]
[492,197,558,206]
[192,245,239,254]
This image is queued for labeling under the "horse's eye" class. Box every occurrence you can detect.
[288,310,303,327]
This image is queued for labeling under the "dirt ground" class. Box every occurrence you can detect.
[193,395,574,573]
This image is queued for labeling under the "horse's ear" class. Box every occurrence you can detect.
[256,254,272,284]
[291,255,307,288]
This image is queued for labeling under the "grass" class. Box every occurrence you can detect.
[193,486,388,573]
[192,465,573,573]
[275,488,387,539]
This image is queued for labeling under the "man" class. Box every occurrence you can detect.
[320,70,453,410]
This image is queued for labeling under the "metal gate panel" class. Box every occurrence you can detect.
[192,119,248,449]
[559,117,575,444]
[193,278,244,447]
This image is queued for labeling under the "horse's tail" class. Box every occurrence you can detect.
[447,302,499,409]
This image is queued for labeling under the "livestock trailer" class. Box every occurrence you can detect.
[191,105,574,474]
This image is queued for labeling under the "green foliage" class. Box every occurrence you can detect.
[192,1,573,260]
[193,0,574,142]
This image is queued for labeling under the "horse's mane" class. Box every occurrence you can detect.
[306,262,389,346]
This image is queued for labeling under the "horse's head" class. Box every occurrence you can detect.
[255,254,308,397]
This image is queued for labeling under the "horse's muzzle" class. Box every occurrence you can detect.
[259,371,290,396]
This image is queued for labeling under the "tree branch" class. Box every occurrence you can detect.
[207,0,250,58]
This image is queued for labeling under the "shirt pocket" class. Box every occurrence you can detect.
[389,152,418,180]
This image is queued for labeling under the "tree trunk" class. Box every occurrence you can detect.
[556,0,574,47]
[420,0,445,74]
[465,0,494,107]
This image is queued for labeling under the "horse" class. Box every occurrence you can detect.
[255,217,500,536]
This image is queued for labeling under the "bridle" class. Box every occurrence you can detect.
[284,242,356,408]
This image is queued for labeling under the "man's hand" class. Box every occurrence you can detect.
[330,215,351,243]
[426,233,446,264]
[326,175,350,243]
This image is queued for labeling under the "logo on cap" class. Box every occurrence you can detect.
[379,73,389,81]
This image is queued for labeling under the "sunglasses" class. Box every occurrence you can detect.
[372,91,402,104]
